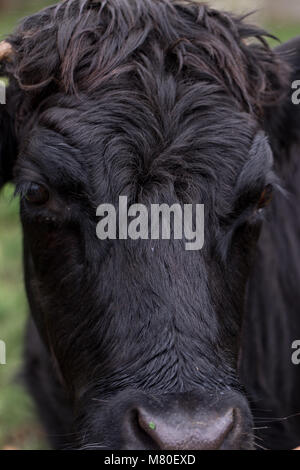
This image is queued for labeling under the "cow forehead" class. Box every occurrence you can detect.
[20,84,257,203]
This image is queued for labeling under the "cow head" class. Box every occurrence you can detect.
[0,0,298,450]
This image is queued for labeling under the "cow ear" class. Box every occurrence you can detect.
[0,41,18,189]
[0,87,18,190]
[263,36,300,156]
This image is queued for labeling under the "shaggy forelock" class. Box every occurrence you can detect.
[4,0,288,115]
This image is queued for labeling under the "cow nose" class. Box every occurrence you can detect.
[125,406,240,450]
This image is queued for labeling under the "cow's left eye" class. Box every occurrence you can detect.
[258,184,273,209]
[25,183,50,205]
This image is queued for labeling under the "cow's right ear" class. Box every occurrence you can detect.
[0,42,18,190]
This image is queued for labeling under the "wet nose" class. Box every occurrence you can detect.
[124,406,243,450]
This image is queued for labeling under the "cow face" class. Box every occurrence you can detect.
[0,0,294,450]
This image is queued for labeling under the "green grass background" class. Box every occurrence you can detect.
[0,1,299,450]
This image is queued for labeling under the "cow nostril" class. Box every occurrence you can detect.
[123,409,161,450]
[131,407,238,450]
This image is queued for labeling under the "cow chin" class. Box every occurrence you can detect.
[75,390,254,450]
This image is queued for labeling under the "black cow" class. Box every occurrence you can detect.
[0,0,300,450]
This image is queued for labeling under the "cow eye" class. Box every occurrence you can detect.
[25,183,49,205]
[258,184,273,209]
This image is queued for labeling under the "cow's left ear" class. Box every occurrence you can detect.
[0,101,18,189]
[263,36,300,157]
[0,42,18,190]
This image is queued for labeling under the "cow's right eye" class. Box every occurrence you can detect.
[25,183,50,205]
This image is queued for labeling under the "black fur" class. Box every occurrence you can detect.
[0,0,299,450]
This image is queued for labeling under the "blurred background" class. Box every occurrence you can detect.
[0,0,299,451]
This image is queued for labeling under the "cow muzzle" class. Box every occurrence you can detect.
[83,390,253,450]
[123,397,252,450]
